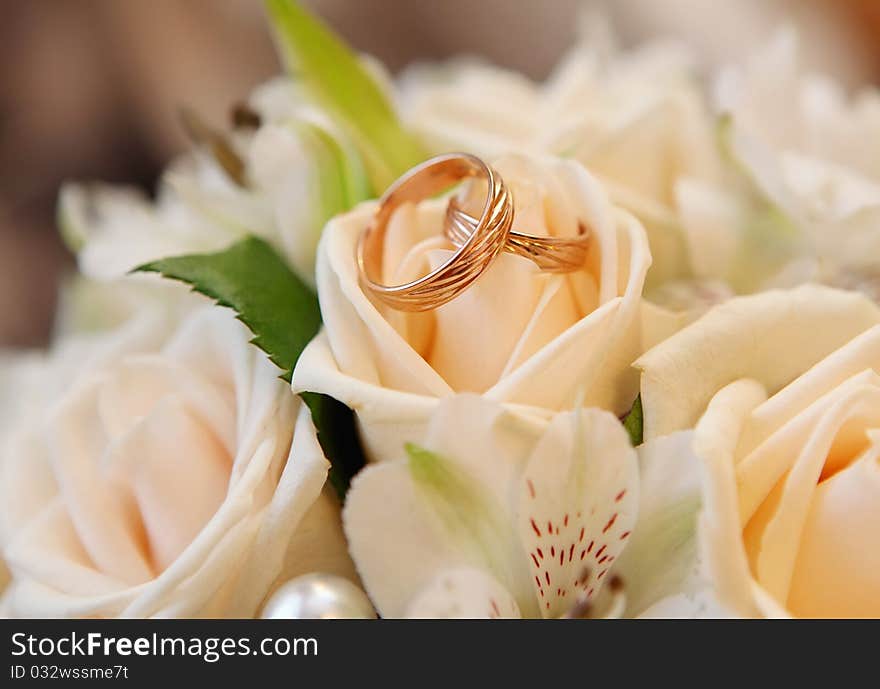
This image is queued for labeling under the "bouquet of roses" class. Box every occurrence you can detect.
[2,0,878,619]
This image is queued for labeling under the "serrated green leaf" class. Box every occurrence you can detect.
[264,0,426,191]
[137,236,368,499]
[622,394,643,447]
[135,236,320,381]
[301,392,367,499]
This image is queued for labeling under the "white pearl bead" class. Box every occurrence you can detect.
[260,574,376,619]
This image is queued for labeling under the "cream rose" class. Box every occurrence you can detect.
[629,284,880,617]
[292,154,651,460]
[0,307,354,618]
[398,25,720,289]
[677,31,880,300]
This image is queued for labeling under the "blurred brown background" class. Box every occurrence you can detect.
[2,0,879,347]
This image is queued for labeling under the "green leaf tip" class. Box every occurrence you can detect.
[264,0,426,191]
[301,391,367,499]
[135,235,320,382]
[622,394,643,447]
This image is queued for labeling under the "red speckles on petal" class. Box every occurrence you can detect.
[489,599,501,618]
[602,514,617,534]
[523,473,636,617]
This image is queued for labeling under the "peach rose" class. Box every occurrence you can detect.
[628,285,880,617]
[293,154,651,460]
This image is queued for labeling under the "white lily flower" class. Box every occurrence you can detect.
[342,395,638,619]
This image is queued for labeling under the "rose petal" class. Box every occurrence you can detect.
[745,385,880,605]
[637,285,880,439]
[694,379,767,617]
[787,445,880,618]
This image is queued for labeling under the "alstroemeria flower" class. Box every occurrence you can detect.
[0,307,354,618]
[623,285,880,617]
[342,395,638,618]
[60,79,368,289]
[293,154,651,461]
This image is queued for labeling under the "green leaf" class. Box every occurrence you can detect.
[137,236,369,499]
[301,392,367,499]
[135,236,320,382]
[264,0,426,191]
[622,395,643,447]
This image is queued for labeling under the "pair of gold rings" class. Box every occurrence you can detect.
[357,153,590,312]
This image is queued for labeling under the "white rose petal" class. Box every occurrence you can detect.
[0,308,354,618]
[635,285,880,618]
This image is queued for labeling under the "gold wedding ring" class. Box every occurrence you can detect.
[357,153,513,312]
[444,200,591,273]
